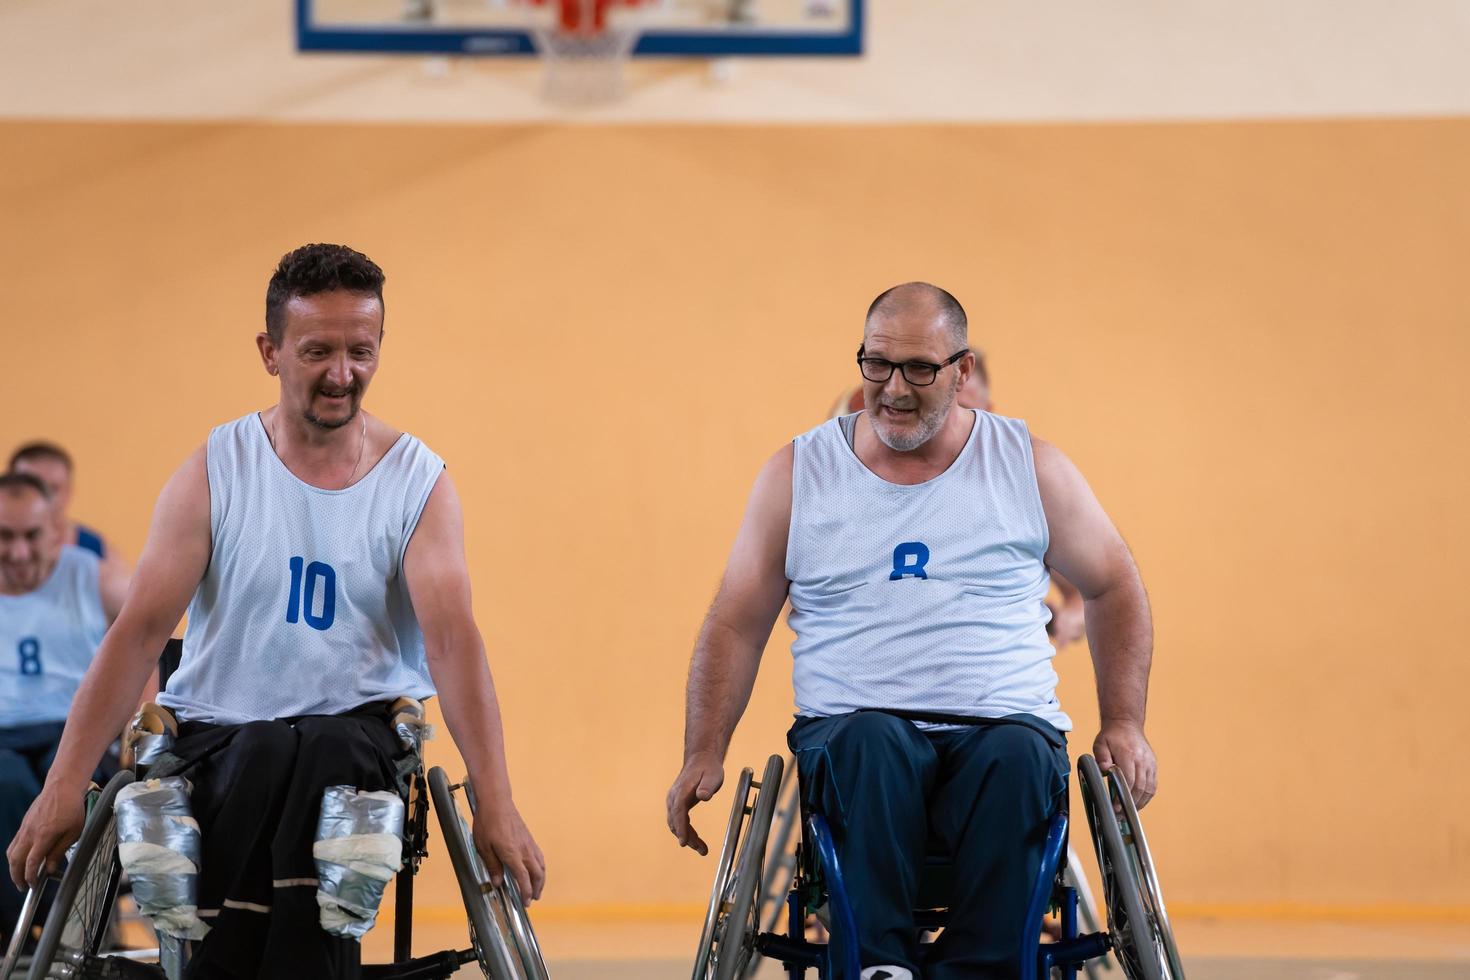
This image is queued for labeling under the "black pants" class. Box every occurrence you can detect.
[171,703,404,980]
[788,711,1069,980]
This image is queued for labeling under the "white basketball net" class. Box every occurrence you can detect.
[528,0,647,105]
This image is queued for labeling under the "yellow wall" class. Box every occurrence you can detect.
[2,119,1467,919]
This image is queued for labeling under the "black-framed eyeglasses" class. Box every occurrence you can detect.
[856,346,969,386]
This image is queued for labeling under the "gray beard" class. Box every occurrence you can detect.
[871,380,957,452]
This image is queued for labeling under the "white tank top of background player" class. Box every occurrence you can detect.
[0,546,108,727]
[785,408,1071,731]
[160,413,445,725]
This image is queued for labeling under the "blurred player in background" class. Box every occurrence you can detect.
[0,472,128,940]
[10,442,114,561]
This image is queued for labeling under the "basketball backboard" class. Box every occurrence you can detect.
[296,0,863,57]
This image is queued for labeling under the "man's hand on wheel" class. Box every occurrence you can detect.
[1093,720,1157,809]
[7,783,86,891]
[473,801,546,903]
[666,753,725,856]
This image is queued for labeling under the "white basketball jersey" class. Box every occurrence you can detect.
[160,414,445,725]
[785,410,1070,731]
[0,546,108,726]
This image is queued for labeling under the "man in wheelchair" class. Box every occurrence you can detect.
[667,283,1158,979]
[1,472,129,942]
[7,244,545,979]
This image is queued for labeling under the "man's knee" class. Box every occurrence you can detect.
[0,748,41,808]
[231,720,298,767]
[796,712,933,824]
[985,724,1063,781]
[293,716,394,790]
[950,723,1067,814]
[294,717,371,755]
[825,710,927,761]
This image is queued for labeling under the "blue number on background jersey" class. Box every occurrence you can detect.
[286,557,337,631]
[890,542,931,580]
[17,636,42,675]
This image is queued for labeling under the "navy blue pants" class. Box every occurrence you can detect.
[788,711,1069,980]
[1,722,67,939]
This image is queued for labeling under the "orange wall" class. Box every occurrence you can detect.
[2,119,1467,919]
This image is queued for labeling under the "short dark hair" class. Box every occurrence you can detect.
[865,282,968,349]
[264,243,386,344]
[9,441,72,473]
[0,471,50,500]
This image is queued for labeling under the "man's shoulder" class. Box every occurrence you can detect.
[792,415,842,446]
[56,543,101,573]
[74,523,107,558]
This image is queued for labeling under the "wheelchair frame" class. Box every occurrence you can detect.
[2,729,549,980]
[693,751,1184,980]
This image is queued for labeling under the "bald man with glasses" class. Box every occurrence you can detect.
[667,282,1157,980]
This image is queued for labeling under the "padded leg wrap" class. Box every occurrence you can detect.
[313,785,405,939]
[114,776,210,940]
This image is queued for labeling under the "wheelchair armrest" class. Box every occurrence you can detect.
[389,696,433,758]
[120,702,179,770]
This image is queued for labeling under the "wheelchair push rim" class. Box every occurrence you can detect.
[1077,754,1181,980]
[709,755,784,980]
[1,878,47,979]
[27,770,134,980]
[752,754,799,944]
[427,766,550,980]
[1108,763,1186,979]
[691,767,753,980]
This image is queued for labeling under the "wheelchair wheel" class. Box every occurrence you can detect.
[753,756,799,940]
[27,771,133,980]
[696,756,784,980]
[1108,764,1185,979]
[1077,755,1184,980]
[691,768,753,980]
[427,766,550,980]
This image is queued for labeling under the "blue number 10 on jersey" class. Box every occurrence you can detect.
[286,557,337,631]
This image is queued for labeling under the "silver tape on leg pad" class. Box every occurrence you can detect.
[114,777,210,940]
[132,731,175,769]
[313,785,405,939]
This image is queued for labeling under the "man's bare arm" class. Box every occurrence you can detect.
[98,554,131,624]
[666,444,793,855]
[1032,436,1158,807]
[402,472,545,902]
[8,448,212,888]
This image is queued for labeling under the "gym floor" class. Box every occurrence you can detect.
[368,916,1470,978]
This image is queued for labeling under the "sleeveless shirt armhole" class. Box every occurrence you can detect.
[1015,420,1051,557]
[784,436,802,583]
[204,426,224,546]
[398,455,446,572]
[66,549,108,642]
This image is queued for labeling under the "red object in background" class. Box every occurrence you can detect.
[525,0,643,32]
[828,385,864,419]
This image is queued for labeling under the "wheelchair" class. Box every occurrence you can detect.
[692,742,1185,980]
[2,649,549,980]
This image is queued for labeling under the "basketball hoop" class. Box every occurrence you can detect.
[523,0,647,105]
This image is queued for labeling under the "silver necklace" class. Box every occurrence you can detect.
[270,409,367,489]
